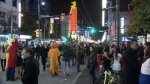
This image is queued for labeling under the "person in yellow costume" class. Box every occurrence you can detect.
[6,38,13,67]
[48,42,60,77]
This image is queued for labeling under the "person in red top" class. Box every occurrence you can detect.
[6,40,19,81]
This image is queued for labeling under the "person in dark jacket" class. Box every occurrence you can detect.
[21,48,39,84]
[62,45,70,76]
[40,43,49,71]
[85,44,91,69]
[35,44,41,61]
[89,46,97,83]
[123,41,141,84]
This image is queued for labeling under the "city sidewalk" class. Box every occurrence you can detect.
[0,62,87,84]
[72,68,100,84]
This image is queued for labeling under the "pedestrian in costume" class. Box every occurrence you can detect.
[48,42,61,77]
[6,40,19,81]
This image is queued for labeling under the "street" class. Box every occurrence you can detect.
[0,59,87,84]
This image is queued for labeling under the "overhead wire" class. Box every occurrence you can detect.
[76,4,90,27]
[82,0,94,27]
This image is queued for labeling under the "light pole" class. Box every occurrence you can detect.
[116,0,120,47]
[38,0,45,43]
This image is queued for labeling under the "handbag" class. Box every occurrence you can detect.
[46,57,50,68]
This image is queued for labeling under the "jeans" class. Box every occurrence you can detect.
[63,61,69,75]
[41,58,46,70]
[77,61,80,71]
[139,73,150,84]
[72,57,76,65]
[1,59,6,70]
[87,56,90,69]
[36,53,40,61]
[6,67,15,80]
[89,64,96,83]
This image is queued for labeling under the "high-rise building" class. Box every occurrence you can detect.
[25,0,50,15]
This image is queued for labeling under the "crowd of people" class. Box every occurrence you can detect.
[0,39,150,84]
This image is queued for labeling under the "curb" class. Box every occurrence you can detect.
[71,65,87,84]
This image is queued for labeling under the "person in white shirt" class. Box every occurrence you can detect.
[139,47,150,84]
[112,47,122,83]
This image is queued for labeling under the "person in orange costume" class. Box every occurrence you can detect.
[48,42,60,77]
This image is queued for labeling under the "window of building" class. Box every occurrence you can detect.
[0,0,5,2]
[12,0,17,7]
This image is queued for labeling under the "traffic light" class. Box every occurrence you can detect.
[90,28,96,34]
[63,37,68,42]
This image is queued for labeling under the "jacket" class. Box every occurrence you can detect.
[40,46,49,58]
[63,49,70,61]
[90,51,97,66]
[21,56,40,84]
[123,47,140,84]
[7,41,19,68]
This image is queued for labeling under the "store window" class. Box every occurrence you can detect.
[0,0,5,2]
[12,0,17,7]
[0,11,5,20]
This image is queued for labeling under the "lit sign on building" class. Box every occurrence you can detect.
[69,1,77,35]
[50,18,54,34]
[102,0,107,26]
[120,17,125,34]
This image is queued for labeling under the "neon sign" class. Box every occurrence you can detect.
[69,1,77,34]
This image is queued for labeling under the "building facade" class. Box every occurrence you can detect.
[28,0,50,15]
[0,0,21,34]
[0,0,20,26]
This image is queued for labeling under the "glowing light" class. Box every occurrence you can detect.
[102,0,107,8]
[18,2,21,28]
[41,1,45,5]
[102,11,105,26]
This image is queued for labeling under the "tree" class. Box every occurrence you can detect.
[126,0,150,40]
[21,16,38,38]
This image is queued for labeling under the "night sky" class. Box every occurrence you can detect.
[50,0,132,38]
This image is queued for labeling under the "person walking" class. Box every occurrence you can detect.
[21,48,39,84]
[15,45,23,79]
[40,43,49,71]
[89,46,97,83]
[112,47,122,83]
[48,42,61,77]
[0,44,7,71]
[123,41,141,84]
[35,44,41,61]
[62,45,70,76]
[139,47,150,84]
[76,45,82,72]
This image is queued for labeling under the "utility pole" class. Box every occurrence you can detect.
[38,0,41,43]
[116,0,120,47]
[10,8,13,38]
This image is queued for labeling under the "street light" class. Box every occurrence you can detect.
[38,0,45,43]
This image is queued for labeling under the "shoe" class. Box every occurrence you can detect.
[6,79,9,81]
[66,73,69,76]
[10,79,16,81]
[52,75,54,77]
[77,70,81,72]
[2,69,5,71]
[55,73,58,76]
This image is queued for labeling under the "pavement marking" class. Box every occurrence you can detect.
[71,65,87,84]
